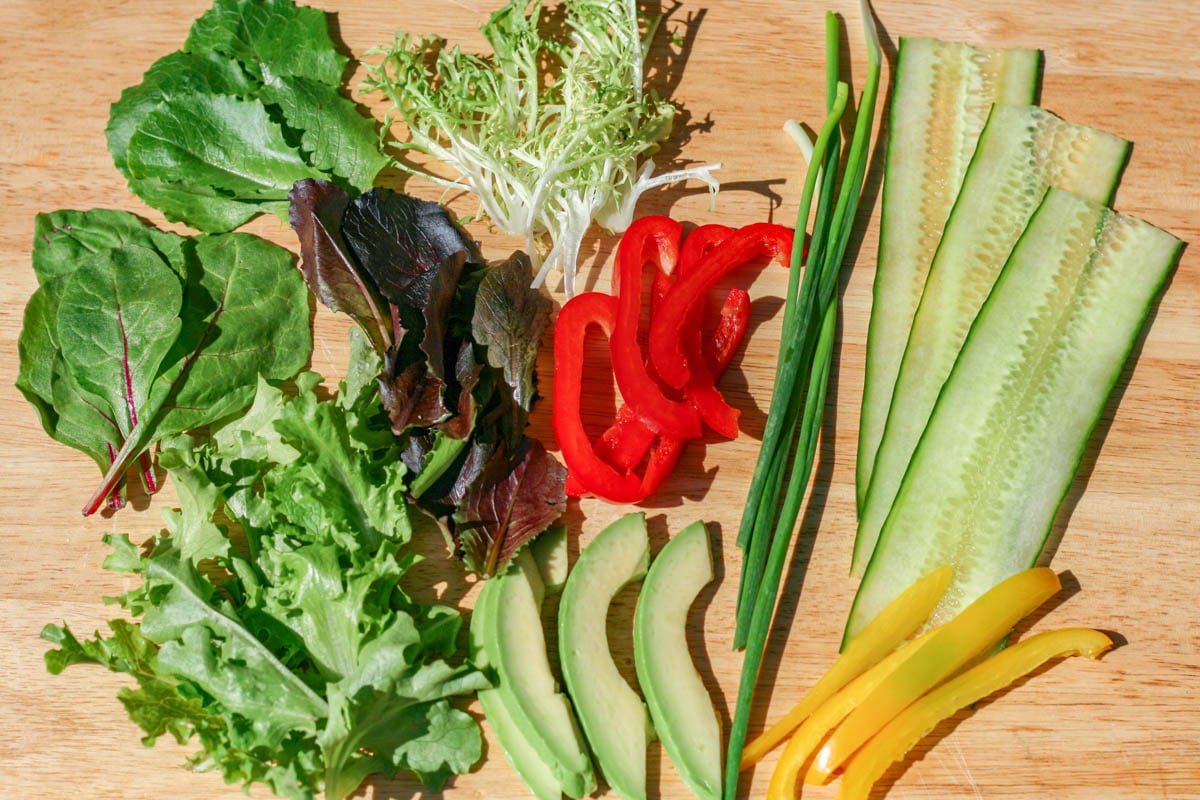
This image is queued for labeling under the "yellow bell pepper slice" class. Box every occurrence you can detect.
[808,566,1062,783]
[765,629,935,800]
[742,564,952,769]
[836,627,1113,800]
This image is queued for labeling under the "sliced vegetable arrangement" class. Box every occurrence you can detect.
[848,186,1183,638]
[472,514,722,800]
[743,566,1113,799]
[846,33,1182,639]
[724,6,882,798]
[855,38,1040,513]
[15,0,1189,798]
[852,103,1132,579]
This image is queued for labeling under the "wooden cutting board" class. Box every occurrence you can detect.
[1,1,1196,798]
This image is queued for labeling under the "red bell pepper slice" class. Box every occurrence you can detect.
[650,222,794,390]
[610,216,704,440]
[553,291,646,503]
[686,287,751,438]
[567,281,752,500]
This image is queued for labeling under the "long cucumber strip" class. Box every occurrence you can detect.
[846,188,1183,641]
[852,105,1130,575]
[857,38,1040,514]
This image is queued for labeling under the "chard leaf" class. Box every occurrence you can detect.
[472,252,551,411]
[32,209,187,283]
[15,211,311,516]
[55,245,184,440]
[149,232,312,438]
[16,281,64,431]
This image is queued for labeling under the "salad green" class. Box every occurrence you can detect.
[363,0,720,295]
[289,181,566,575]
[44,331,488,800]
[16,209,311,514]
[108,0,388,232]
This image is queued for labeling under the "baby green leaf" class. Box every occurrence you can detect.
[55,245,184,441]
[110,0,388,232]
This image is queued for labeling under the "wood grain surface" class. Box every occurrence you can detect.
[1,1,1197,798]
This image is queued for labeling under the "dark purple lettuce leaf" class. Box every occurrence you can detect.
[379,358,449,433]
[451,437,568,576]
[440,342,483,441]
[420,251,468,384]
[287,181,566,578]
[472,253,552,412]
[288,179,394,353]
[341,189,481,321]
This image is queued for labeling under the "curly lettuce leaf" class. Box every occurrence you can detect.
[363,0,720,294]
[45,336,486,799]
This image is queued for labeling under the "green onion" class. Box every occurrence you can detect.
[723,4,882,798]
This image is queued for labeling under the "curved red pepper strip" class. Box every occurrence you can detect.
[676,225,743,437]
[552,291,647,503]
[706,288,752,374]
[650,222,794,390]
[610,216,703,440]
[567,283,753,500]
[634,287,751,497]
[599,224,741,474]
[687,287,751,438]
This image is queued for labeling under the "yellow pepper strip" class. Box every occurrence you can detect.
[836,627,1113,800]
[807,566,1062,784]
[742,564,952,769]
[765,629,935,800]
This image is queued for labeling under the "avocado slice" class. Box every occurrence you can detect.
[529,524,569,594]
[485,549,596,798]
[633,521,721,800]
[470,576,562,800]
[558,512,652,800]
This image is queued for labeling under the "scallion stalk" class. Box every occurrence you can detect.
[723,4,882,798]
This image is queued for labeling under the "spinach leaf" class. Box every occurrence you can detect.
[109,0,388,232]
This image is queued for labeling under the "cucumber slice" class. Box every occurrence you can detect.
[857,38,1041,515]
[846,188,1182,641]
[852,104,1130,575]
